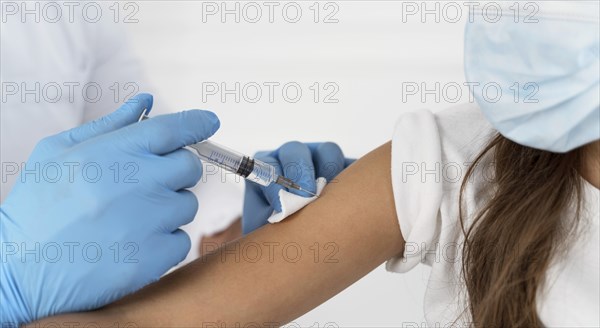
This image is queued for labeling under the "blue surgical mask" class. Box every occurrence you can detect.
[464,1,599,153]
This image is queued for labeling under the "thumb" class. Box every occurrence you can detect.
[59,93,153,147]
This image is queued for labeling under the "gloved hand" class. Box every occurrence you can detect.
[0,94,220,326]
[242,141,352,234]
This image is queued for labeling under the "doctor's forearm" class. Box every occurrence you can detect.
[31,142,404,327]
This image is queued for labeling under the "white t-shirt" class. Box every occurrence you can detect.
[387,104,600,327]
[0,10,242,265]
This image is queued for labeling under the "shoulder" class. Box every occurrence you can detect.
[392,103,495,172]
[433,103,495,162]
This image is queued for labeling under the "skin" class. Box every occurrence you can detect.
[581,140,600,189]
[29,139,600,327]
[200,218,242,256]
[31,142,404,327]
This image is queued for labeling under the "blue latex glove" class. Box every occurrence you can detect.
[242,141,352,234]
[0,94,220,326]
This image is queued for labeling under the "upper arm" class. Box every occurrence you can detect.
[31,141,405,327]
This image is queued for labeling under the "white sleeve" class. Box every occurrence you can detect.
[386,109,444,273]
[81,22,152,122]
[385,104,494,274]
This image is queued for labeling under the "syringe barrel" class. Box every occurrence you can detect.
[140,107,279,188]
[189,141,275,187]
[247,158,277,187]
[190,141,244,173]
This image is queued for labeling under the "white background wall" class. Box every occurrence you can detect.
[125,2,470,326]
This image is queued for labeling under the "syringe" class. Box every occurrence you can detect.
[138,110,317,196]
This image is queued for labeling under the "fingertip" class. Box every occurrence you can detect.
[142,93,154,114]
[185,109,221,139]
[313,142,345,181]
[190,196,200,222]
[180,188,200,220]
[280,140,307,154]
[194,109,220,127]
[171,190,199,230]
[345,158,356,167]
[204,110,221,132]
[278,142,313,177]
[254,150,274,159]
[184,149,204,186]
[172,229,192,261]
[317,141,343,155]
[125,93,153,113]
[138,110,222,154]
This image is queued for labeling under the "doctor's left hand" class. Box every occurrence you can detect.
[242,141,352,234]
[0,94,219,326]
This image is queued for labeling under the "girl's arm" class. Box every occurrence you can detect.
[31,142,404,327]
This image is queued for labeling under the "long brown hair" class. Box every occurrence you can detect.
[459,134,585,327]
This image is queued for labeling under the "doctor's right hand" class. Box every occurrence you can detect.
[0,94,220,326]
